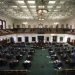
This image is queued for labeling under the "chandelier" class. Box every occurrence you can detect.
[37,7,48,20]
[37,0,48,20]
[37,9,48,15]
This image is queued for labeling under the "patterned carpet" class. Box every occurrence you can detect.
[28,48,57,75]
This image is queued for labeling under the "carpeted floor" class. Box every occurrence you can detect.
[28,48,57,75]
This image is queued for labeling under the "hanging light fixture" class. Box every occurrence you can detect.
[37,9,48,15]
[37,0,48,20]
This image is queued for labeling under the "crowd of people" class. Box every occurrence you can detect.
[0,43,35,75]
[0,42,75,75]
[48,43,75,70]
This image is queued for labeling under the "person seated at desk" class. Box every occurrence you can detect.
[51,53,56,57]
[9,60,19,68]
[57,51,63,55]
[28,51,34,56]
[71,52,75,58]
[65,59,72,68]
[53,60,63,69]
[16,54,23,60]
[29,49,35,53]
[49,51,55,56]
[6,53,13,60]
[26,55,33,61]
[51,56,58,60]
[48,48,53,51]
[61,54,68,61]
[0,58,7,66]
[23,60,31,69]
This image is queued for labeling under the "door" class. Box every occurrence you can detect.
[67,38,70,43]
[10,37,14,43]
[25,37,29,43]
[38,36,44,43]
[53,36,57,42]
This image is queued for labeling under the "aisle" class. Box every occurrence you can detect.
[28,48,57,75]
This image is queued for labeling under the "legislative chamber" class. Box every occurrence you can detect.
[0,0,75,75]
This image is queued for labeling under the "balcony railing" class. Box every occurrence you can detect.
[0,28,75,36]
[12,28,71,34]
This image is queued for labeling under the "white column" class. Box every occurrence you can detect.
[44,36,46,43]
[29,35,31,43]
[57,36,60,42]
[13,36,17,43]
[22,36,25,42]
[36,36,38,43]
[51,35,53,43]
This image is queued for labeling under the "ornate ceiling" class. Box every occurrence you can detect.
[0,0,75,20]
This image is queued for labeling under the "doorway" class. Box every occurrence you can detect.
[67,38,70,43]
[53,36,57,42]
[38,36,44,43]
[10,37,14,43]
[25,37,29,43]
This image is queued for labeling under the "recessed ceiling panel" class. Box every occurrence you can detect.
[0,0,75,20]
